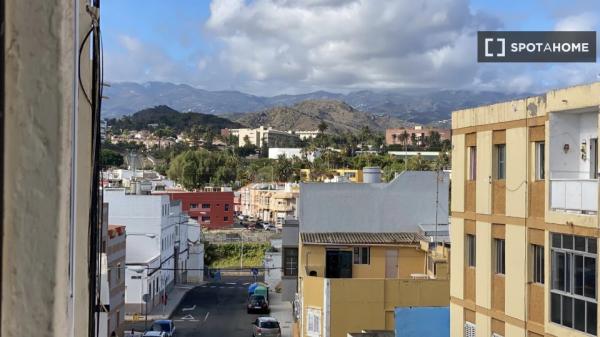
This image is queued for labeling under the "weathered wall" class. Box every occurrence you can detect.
[2,1,92,337]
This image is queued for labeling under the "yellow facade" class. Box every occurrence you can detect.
[298,239,450,337]
[451,82,600,337]
[300,169,364,183]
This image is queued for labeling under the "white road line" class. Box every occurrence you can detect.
[243,282,250,285]
[225,282,237,285]
[182,304,196,311]
[204,312,210,322]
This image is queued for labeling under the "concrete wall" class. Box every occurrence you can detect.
[299,171,449,233]
[2,1,94,337]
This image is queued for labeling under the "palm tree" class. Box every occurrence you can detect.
[318,121,328,133]
[399,130,410,171]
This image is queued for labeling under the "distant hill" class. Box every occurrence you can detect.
[106,105,244,133]
[102,82,532,124]
[236,100,406,133]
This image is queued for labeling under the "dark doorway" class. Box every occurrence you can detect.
[325,250,352,278]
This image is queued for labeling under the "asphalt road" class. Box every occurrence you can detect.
[125,276,266,337]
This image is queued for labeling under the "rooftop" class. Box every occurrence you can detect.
[301,232,426,245]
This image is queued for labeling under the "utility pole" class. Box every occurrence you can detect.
[434,168,440,245]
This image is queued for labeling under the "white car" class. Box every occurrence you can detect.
[142,331,166,337]
[251,317,281,337]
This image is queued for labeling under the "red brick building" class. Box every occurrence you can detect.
[166,191,235,229]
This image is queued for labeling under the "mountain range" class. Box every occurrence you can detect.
[102,82,531,124]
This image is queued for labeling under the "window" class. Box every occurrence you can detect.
[551,233,597,335]
[307,308,321,336]
[284,248,298,276]
[202,203,210,209]
[201,216,210,222]
[224,216,229,221]
[464,322,476,337]
[494,239,505,275]
[532,244,544,284]
[494,144,506,180]
[353,247,370,264]
[224,204,230,211]
[466,234,476,267]
[190,203,197,209]
[535,142,545,180]
[468,146,477,180]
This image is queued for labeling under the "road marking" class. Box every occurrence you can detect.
[200,285,207,288]
[226,282,237,285]
[204,312,210,322]
[243,282,250,285]
[182,304,196,311]
[180,314,196,320]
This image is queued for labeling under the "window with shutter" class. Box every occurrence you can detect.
[464,322,476,337]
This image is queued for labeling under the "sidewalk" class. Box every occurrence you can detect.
[268,290,294,337]
[125,283,201,321]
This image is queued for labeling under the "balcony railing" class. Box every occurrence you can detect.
[550,178,598,213]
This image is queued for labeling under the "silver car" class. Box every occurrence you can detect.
[251,317,281,337]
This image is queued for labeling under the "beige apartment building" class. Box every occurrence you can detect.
[450,82,600,337]
[240,183,300,226]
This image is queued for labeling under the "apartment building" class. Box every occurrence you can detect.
[450,82,600,337]
[240,183,300,225]
[161,190,235,229]
[106,225,126,337]
[297,171,450,337]
[226,126,301,148]
[104,189,190,314]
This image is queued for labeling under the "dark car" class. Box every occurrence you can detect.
[247,294,269,314]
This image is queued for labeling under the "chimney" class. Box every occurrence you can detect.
[363,167,382,183]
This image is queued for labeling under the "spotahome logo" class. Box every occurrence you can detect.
[478,31,596,62]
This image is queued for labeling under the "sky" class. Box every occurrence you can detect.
[101,0,600,96]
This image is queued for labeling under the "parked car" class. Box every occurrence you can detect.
[151,319,176,337]
[142,332,166,337]
[251,317,281,337]
[247,294,269,314]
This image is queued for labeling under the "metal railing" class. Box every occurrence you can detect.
[550,178,598,213]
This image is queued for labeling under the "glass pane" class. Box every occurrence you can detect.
[587,302,597,335]
[589,238,597,254]
[553,252,565,291]
[575,236,586,252]
[552,234,561,248]
[353,247,359,264]
[563,295,573,328]
[566,253,572,293]
[584,257,596,299]
[575,255,584,296]
[564,235,574,249]
[574,298,586,332]
[551,293,561,324]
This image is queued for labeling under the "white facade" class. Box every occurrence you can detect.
[104,189,190,314]
[268,147,321,162]
[187,218,205,283]
[263,239,283,287]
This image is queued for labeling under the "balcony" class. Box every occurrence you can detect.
[550,178,597,213]
[549,110,599,214]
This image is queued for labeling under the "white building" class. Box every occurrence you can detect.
[104,188,190,314]
[268,147,321,162]
[231,126,300,148]
[186,218,205,283]
[263,239,282,287]
[290,130,319,140]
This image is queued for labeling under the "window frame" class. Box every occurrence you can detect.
[494,144,506,180]
[353,246,370,265]
[535,141,545,181]
[468,146,477,181]
[283,248,298,276]
[306,307,321,337]
[532,244,545,284]
[494,238,505,275]
[550,233,597,335]
[466,234,476,267]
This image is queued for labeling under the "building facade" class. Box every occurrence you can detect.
[164,190,235,229]
[104,189,190,314]
[106,225,126,337]
[386,126,450,146]
[281,219,300,302]
[450,82,600,337]
[297,232,449,337]
[240,183,300,226]
[228,126,301,148]
[300,168,364,183]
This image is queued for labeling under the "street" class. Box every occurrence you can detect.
[124,276,289,337]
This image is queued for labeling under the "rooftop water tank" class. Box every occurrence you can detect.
[363,166,382,183]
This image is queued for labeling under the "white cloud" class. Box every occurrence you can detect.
[205,0,499,94]
[555,13,598,31]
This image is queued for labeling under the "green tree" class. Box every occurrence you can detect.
[100,149,124,168]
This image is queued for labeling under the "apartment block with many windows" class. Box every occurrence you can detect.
[450,82,600,337]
